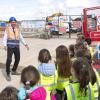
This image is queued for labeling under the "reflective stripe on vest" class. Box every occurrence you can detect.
[42,83,56,87]
[58,79,69,83]
[90,82,98,100]
[40,71,57,90]
[69,84,75,100]
[88,85,91,100]
[56,65,72,90]
[7,40,19,46]
[68,84,92,100]
[95,69,100,88]
[41,75,56,87]
[65,83,93,100]
[93,69,100,100]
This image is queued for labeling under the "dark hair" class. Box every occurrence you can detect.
[75,49,85,57]
[74,50,96,85]
[76,54,96,86]
[0,86,18,100]
[76,35,85,44]
[72,58,90,95]
[69,44,75,58]
[75,49,92,64]
[38,49,51,63]
[85,38,91,45]
[74,42,92,64]
[21,65,40,87]
[56,45,71,78]
[74,42,87,51]
[88,64,96,85]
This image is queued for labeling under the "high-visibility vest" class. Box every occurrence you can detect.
[7,25,20,40]
[40,71,57,91]
[91,68,100,100]
[65,83,94,100]
[56,76,71,91]
[56,65,72,91]
[89,47,94,58]
[6,25,20,47]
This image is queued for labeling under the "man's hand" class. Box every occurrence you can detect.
[4,46,7,51]
[25,44,29,50]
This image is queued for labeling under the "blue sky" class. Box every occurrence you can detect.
[0,0,100,20]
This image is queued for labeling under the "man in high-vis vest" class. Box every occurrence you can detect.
[3,17,29,81]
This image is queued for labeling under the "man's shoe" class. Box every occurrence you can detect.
[11,71,20,75]
[6,74,11,81]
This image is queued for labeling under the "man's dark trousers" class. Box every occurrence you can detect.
[6,46,20,75]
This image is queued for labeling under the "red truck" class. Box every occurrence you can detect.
[83,6,100,41]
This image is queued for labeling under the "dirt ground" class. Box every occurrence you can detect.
[0,35,76,92]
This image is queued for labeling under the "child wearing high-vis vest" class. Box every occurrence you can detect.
[38,49,56,100]
[65,58,94,100]
[55,45,72,99]
[75,49,100,100]
[18,65,46,100]
[92,68,100,100]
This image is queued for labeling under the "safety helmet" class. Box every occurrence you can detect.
[9,17,17,22]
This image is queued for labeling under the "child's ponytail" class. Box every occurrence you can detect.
[89,66,96,85]
[78,65,90,94]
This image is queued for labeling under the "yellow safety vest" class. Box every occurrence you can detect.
[65,83,94,100]
[40,72,57,100]
[56,76,71,91]
[89,47,94,58]
[40,71,57,91]
[56,66,72,91]
[7,25,20,40]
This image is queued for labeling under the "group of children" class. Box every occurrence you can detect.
[0,34,100,100]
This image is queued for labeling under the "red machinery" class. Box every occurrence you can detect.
[83,6,100,41]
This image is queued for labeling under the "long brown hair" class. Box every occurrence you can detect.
[69,44,75,58]
[72,58,90,95]
[56,45,71,78]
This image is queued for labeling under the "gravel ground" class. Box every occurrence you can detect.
[0,35,77,92]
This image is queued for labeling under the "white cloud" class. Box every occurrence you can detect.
[65,0,91,8]
[58,3,65,11]
[0,0,99,20]
[39,0,53,5]
[0,5,39,20]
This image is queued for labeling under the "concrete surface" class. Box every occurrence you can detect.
[0,36,76,92]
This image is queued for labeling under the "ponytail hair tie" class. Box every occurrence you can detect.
[26,81,30,85]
